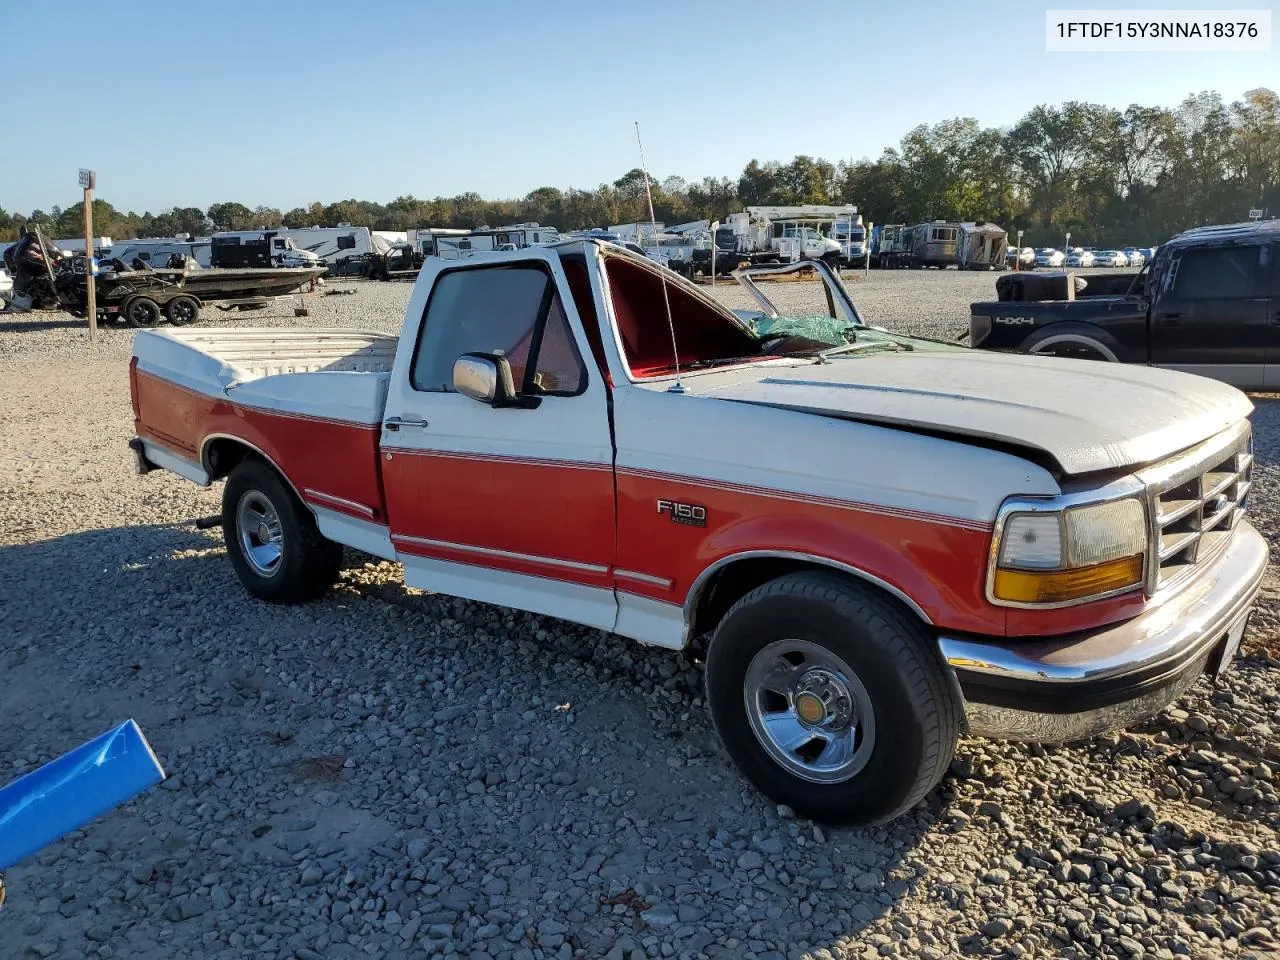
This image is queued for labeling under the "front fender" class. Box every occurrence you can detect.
[693,509,1000,636]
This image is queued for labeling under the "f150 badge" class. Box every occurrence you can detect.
[657,499,707,527]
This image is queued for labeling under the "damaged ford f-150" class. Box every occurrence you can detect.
[128,244,1265,825]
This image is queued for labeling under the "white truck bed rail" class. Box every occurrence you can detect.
[133,328,396,425]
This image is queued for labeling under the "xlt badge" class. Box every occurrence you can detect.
[657,499,707,527]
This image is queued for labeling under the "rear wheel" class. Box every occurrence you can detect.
[222,458,342,603]
[123,296,162,328]
[704,571,959,825]
[165,295,199,326]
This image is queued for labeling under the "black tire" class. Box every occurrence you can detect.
[123,296,163,328]
[165,295,199,326]
[704,571,959,825]
[1029,341,1110,361]
[1024,325,1118,363]
[221,458,342,603]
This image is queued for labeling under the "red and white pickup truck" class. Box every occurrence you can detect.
[129,246,1266,825]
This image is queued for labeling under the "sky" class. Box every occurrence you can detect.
[3,0,1276,216]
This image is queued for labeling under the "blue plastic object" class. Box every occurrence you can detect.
[0,720,165,870]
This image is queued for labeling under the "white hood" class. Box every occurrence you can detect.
[689,350,1252,476]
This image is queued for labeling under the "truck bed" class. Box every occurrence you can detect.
[133,328,397,424]
[131,328,396,528]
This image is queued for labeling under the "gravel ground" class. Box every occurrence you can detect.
[2,272,1278,960]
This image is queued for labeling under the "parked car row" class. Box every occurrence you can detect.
[1006,245,1157,270]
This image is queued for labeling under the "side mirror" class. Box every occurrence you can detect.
[453,354,540,409]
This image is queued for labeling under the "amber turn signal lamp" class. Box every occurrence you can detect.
[992,554,1143,604]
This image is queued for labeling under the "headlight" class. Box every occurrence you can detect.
[990,498,1147,605]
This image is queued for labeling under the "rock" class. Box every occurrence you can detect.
[853,871,881,892]
[641,902,678,928]
[738,851,763,870]
[1113,799,1144,819]
[756,836,784,855]
[982,918,1012,938]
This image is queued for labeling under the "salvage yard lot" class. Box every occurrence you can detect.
[2,270,1278,960]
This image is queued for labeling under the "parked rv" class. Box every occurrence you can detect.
[111,238,213,269]
[48,236,113,256]
[407,228,471,261]
[875,222,961,269]
[870,224,908,268]
[435,224,560,260]
[956,222,1008,270]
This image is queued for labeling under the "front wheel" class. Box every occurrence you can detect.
[704,572,959,825]
[222,458,342,603]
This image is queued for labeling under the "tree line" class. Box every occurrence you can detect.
[2,89,1275,249]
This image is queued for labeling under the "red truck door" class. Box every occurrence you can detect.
[378,253,618,629]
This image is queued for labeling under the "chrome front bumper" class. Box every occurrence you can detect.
[939,521,1268,742]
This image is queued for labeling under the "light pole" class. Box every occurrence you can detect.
[79,168,97,342]
[1016,229,1024,271]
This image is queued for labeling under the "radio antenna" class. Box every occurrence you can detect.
[635,121,684,393]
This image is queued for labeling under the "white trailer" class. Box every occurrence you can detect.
[956,222,1009,271]
[51,236,113,255]
[435,224,560,260]
[407,228,470,259]
[281,226,377,271]
[110,237,213,269]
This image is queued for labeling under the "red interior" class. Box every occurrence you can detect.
[562,257,609,383]
[603,257,758,377]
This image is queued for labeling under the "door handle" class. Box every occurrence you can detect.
[384,416,428,431]
[1157,313,1182,326]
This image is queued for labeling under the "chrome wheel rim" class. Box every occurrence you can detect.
[744,639,875,784]
[236,490,283,577]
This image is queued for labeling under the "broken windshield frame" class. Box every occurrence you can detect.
[731,260,866,328]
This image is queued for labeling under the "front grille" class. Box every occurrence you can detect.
[1143,425,1252,591]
